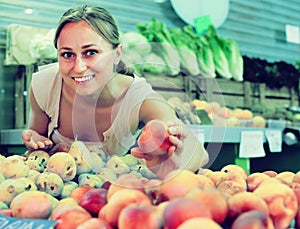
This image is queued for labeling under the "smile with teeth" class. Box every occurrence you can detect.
[73,75,94,83]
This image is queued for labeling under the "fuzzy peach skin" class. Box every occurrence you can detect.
[227,191,269,219]
[118,204,162,229]
[99,188,151,228]
[163,197,212,229]
[185,186,228,224]
[231,210,274,229]
[253,181,298,229]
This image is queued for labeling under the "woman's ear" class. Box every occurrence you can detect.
[114,44,123,65]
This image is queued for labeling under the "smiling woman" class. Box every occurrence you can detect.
[21,5,209,179]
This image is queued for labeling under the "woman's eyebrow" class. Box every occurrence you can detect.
[82,44,97,49]
[58,47,72,51]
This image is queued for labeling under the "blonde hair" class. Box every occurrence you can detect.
[53,5,120,49]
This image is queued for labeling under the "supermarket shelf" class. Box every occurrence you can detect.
[0,126,285,146]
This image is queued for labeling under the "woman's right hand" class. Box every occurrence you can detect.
[21,129,53,150]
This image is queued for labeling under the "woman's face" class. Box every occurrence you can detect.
[57,20,121,96]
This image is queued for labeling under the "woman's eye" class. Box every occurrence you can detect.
[85,50,98,57]
[61,52,74,59]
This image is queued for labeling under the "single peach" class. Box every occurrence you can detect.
[246,172,270,192]
[99,188,151,228]
[276,171,295,185]
[252,116,266,128]
[77,218,112,229]
[159,169,202,200]
[118,204,162,229]
[191,99,209,110]
[69,186,96,203]
[106,173,145,201]
[137,119,172,155]
[79,188,108,217]
[262,170,278,177]
[231,210,274,229]
[220,164,248,179]
[217,180,247,196]
[216,173,247,191]
[10,190,53,219]
[206,171,227,186]
[185,186,228,224]
[227,191,269,219]
[195,174,215,187]
[253,181,298,229]
[54,209,92,229]
[293,170,300,184]
[218,107,232,119]
[177,217,222,229]
[163,197,211,229]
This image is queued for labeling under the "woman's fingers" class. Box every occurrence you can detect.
[168,122,187,140]
[131,147,154,161]
[22,129,53,150]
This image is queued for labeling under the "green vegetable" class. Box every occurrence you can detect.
[219,37,244,81]
[204,26,232,79]
[140,52,170,75]
[169,27,200,76]
[195,109,213,125]
[121,31,152,57]
[183,25,216,78]
[137,18,181,76]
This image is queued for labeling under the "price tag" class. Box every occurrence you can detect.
[194,15,212,34]
[265,130,282,153]
[0,214,56,229]
[239,131,265,158]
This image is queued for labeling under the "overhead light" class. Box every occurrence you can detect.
[24,8,34,14]
[154,0,167,3]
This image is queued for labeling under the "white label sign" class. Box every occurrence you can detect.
[265,130,282,153]
[239,131,265,158]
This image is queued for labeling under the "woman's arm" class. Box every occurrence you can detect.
[21,87,53,150]
[132,94,209,176]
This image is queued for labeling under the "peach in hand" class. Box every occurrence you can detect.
[137,119,172,155]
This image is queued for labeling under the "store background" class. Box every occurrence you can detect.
[0,0,300,172]
[0,0,300,129]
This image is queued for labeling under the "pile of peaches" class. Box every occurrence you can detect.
[1,150,300,229]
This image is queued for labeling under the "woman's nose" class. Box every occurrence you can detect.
[74,56,87,72]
